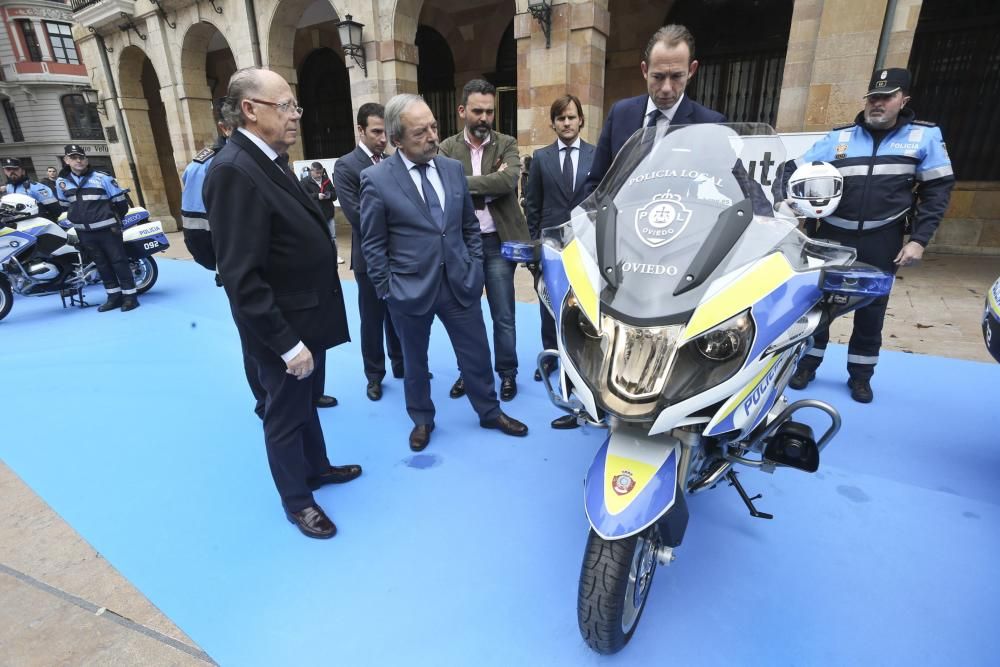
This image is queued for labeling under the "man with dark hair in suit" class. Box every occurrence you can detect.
[524,94,594,430]
[334,102,406,402]
[360,94,528,452]
[439,78,531,403]
[585,23,725,194]
[204,68,360,540]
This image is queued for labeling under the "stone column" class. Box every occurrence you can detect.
[516,0,609,154]
[118,96,175,228]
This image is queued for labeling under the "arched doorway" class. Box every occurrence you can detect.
[489,20,517,137]
[118,46,182,226]
[416,25,456,138]
[180,21,237,156]
[298,48,354,159]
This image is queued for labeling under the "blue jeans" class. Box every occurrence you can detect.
[481,232,518,378]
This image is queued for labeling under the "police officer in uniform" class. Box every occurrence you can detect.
[2,158,62,221]
[779,68,955,402]
[181,101,231,279]
[55,144,138,312]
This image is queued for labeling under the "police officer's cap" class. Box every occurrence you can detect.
[1,157,21,168]
[64,144,87,157]
[865,68,911,98]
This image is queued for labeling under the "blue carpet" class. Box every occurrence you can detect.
[2,258,998,665]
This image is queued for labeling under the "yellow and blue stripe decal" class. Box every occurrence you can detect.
[745,270,822,361]
[541,244,569,332]
[561,238,600,328]
[705,354,783,437]
[683,252,796,342]
[989,279,1000,319]
[584,435,678,539]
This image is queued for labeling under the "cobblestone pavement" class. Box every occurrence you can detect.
[2,227,996,665]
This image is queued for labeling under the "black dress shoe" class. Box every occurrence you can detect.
[848,377,874,403]
[366,380,382,401]
[500,376,517,401]
[534,369,543,382]
[315,395,338,408]
[97,293,123,312]
[480,411,528,437]
[307,464,363,490]
[534,364,555,382]
[449,376,465,399]
[409,423,434,451]
[285,504,336,539]
[120,294,139,312]
[551,414,580,430]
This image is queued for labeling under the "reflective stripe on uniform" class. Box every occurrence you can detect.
[823,208,908,231]
[838,163,917,178]
[182,216,210,230]
[917,165,954,181]
[71,217,117,231]
[805,348,825,359]
[847,354,879,365]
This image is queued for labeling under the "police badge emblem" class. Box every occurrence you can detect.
[612,472,636,496]
[635,192,691,249]
[835,143,848,160]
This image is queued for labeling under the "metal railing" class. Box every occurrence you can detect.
[691,49,786,127]
[69,0,105,12]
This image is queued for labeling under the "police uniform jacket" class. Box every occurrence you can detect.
[55,169,129,231]
[180,142,222,231]
[782,108,954,246]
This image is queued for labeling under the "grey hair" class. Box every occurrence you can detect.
[384,93,425,144]
[222,67,266,128]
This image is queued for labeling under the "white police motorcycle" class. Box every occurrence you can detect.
[505,124,893,654]
[0,193,168,320]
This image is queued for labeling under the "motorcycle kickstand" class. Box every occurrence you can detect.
[726,470,773,520]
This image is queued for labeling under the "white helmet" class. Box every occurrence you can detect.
[786,161,843,219]
[0,192,39,220]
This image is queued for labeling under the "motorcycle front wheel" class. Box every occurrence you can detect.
[0,274,12,321]
[577,526,659,654]
[132,257,158,294]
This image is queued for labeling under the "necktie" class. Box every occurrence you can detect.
[646,110,661,128]
[562,146,575,192]
[274,154,297,185]
[415,163,444,228]
[372,153,382,165]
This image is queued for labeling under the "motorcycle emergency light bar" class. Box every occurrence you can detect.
[821,266,894,298]
[501,240,539,263]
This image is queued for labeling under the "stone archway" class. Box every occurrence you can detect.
[118,45,182,226]
[298,48,354,159]
[179,21,237,152]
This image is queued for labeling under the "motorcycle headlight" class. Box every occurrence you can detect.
[607,319,683,401]
[663,310,755,405]
[695,316,750,361]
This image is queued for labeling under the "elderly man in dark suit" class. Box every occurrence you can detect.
[524,94,595,430]
[334,102,405,402]
[360,94,528,452]
[585,24,725,194]
[204,68,360,540]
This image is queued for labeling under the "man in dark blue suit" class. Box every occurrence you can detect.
[360,94,529,452]
[584,24,725,194]
[524,94,594,430]
[333,102,406,402]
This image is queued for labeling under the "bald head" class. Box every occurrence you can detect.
[224,67,301,153]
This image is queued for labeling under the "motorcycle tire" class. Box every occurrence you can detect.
[577,526,659,654]
[132,256,158,295]
[0,275,12,321]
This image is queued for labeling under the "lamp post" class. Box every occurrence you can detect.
[336,14,368,77]
[527,0,552,48]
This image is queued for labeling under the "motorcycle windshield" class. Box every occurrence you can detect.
[544,123,852,325]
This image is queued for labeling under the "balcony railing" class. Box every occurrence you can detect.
[71,0,137,32]
[69,0,102,10]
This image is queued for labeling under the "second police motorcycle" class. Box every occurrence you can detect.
[504,123,894,653]
[0,193,169,320]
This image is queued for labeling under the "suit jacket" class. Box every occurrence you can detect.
[298,176,336,220]
[204,130,349,357]
[524,139,595,239]
[333,145,377,272]
[438,130,530,242]
[359,153,484,317]
[585,94,726,194]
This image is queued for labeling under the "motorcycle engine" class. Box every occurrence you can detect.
[26,261,60,280]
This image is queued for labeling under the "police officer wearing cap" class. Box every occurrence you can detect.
[2,157,62,221]
[55,144,139,312]
[778,68,955,403]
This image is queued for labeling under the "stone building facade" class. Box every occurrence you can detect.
[70,0,998,253]
[0,0,111,181]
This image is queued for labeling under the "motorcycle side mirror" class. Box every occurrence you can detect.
[820,264,894,298]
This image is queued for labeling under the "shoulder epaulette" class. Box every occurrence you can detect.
[911,119,937,127]
[832,123,855,131]
[193,146,216,164]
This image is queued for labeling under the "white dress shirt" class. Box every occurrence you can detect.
[399,152,446,212]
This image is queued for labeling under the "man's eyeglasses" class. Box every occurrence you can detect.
[247,98,303,115]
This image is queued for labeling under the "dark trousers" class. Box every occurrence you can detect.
[78,226,135,293]
[799,222,903,381]
[389,275,501,426]
[183,228,216,271]
[356,270,403,381]
[253,345,331,512]
[239,326,324,419]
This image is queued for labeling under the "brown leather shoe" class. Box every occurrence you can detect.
[307,464,362,490]
[449,376,465,399]
[315,395,338,408]
[366,380,382,401]
[409,423,434,451]
[480,412,528,437]
[285,504,336,539]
